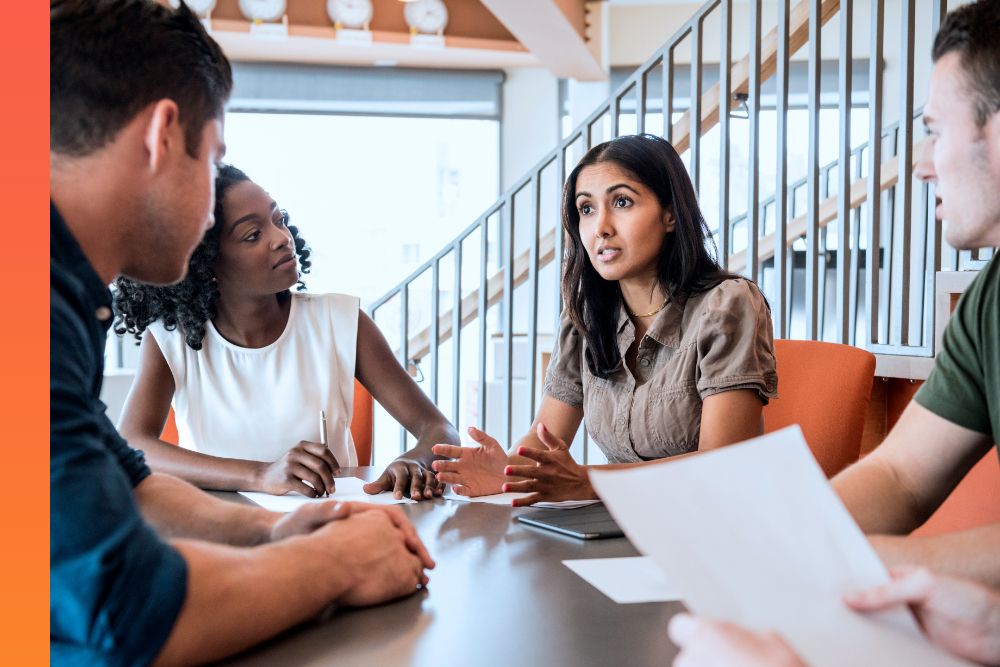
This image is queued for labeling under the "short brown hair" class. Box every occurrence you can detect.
[932,0,1000,126]
[51,0,233,158]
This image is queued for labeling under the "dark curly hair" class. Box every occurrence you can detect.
[113,165,311,350]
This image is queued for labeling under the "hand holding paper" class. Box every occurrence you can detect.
[589,426,972,667]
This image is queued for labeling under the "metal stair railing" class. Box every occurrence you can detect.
[369,0,992,461]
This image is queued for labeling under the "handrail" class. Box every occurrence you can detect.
[399,129,916,364]
[372,0,840,318]
[369,0,963,462]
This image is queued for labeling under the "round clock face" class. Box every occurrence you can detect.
[327,0,373,29]
[238,0,287,23]
[167,0,216,16]
[404,0,449,35]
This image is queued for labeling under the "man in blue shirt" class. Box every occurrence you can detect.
[51,2,434,665]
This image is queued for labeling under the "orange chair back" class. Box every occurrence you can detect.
[351,380,374,466]
[913,450,1000,536]
[159,379,374,466]
[763,339,876,478]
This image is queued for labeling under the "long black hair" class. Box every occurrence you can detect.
[561,134,736,378]
[112,165,311,350]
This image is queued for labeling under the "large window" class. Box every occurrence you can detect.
[223,112,499,306]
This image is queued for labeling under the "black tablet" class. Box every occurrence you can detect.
[516,503,624,540]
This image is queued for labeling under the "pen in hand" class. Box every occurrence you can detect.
[319,410,334,497]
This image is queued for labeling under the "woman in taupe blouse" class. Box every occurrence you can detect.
[432,134,777,505]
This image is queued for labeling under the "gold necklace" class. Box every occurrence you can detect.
[624,298,668,318]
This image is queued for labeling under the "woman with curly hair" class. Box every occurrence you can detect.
[114,165,458,500]
[431,134,778,505]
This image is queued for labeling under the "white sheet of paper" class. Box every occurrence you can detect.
[589,426,971,667]
[443,490,598,509]
[239,476,415,512]
[563,556,680,603]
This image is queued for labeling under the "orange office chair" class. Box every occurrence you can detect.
[913,453,1000,536]
[351,381,374,466]
[160,379,374,466]
[763,339,876,478]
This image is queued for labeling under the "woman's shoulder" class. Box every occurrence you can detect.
[693,277,767,311]
[290,293,362,347]
[145,318,180,341]
[292,292,361,312]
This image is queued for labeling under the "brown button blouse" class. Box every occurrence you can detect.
[543,278,778,463]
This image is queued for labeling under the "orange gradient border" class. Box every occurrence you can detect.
[1,1,48,663]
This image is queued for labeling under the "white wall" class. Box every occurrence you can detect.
[501,68,560,191]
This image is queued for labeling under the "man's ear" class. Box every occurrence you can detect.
[663,210,677,233]
[143,99,182,173]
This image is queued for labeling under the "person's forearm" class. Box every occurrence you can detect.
[154,534,351,666]
[402,420,460,466]
[129,434,266,492]
[834,455,927,534]
[872,524,1000,588]
[590,450,701,472]
[135,473,278,546]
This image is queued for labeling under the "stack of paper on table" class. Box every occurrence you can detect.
[240,476,414,512]
[563,556,680,603]
[589,426,972,667]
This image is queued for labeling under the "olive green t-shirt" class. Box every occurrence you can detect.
[915,255,999,448]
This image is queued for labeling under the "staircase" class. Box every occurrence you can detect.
[368,0,995,464]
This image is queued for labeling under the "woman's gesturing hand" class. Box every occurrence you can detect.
[256,440,340,497]
[502,423,597,507]
[430,427,508,497]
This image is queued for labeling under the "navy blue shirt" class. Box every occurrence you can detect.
[50,203,187,666]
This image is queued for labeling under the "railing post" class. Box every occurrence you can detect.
[478,218,488,431]
[636,73,647,136]
[690,20,703,194]
[865,0,885,346]
[662,48,674,144]
[527,172,541,426]
[502,198,515,449]
[430,258,440,404]
[399,284,409,455]
[451,241,462,426]
[746,0,761,283]
[718,0,731,270]
[773,0,789,338]
[804,0,822,340]
[896,0,915,347]
[835,0,853,344]
[611,92,621,138]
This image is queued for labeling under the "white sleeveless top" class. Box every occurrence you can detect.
[148,293,360,466]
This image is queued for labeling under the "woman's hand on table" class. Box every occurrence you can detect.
[503,423,597,507]
[430,427,508,497]
[364,459,442,501]
[255,440,340,497]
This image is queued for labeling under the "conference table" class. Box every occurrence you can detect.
[217,467,685,666]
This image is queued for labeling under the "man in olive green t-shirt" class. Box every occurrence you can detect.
[668,3,1000,664]
[832,2,1000,588]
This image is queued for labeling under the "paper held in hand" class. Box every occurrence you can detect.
[589,426,972,667]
